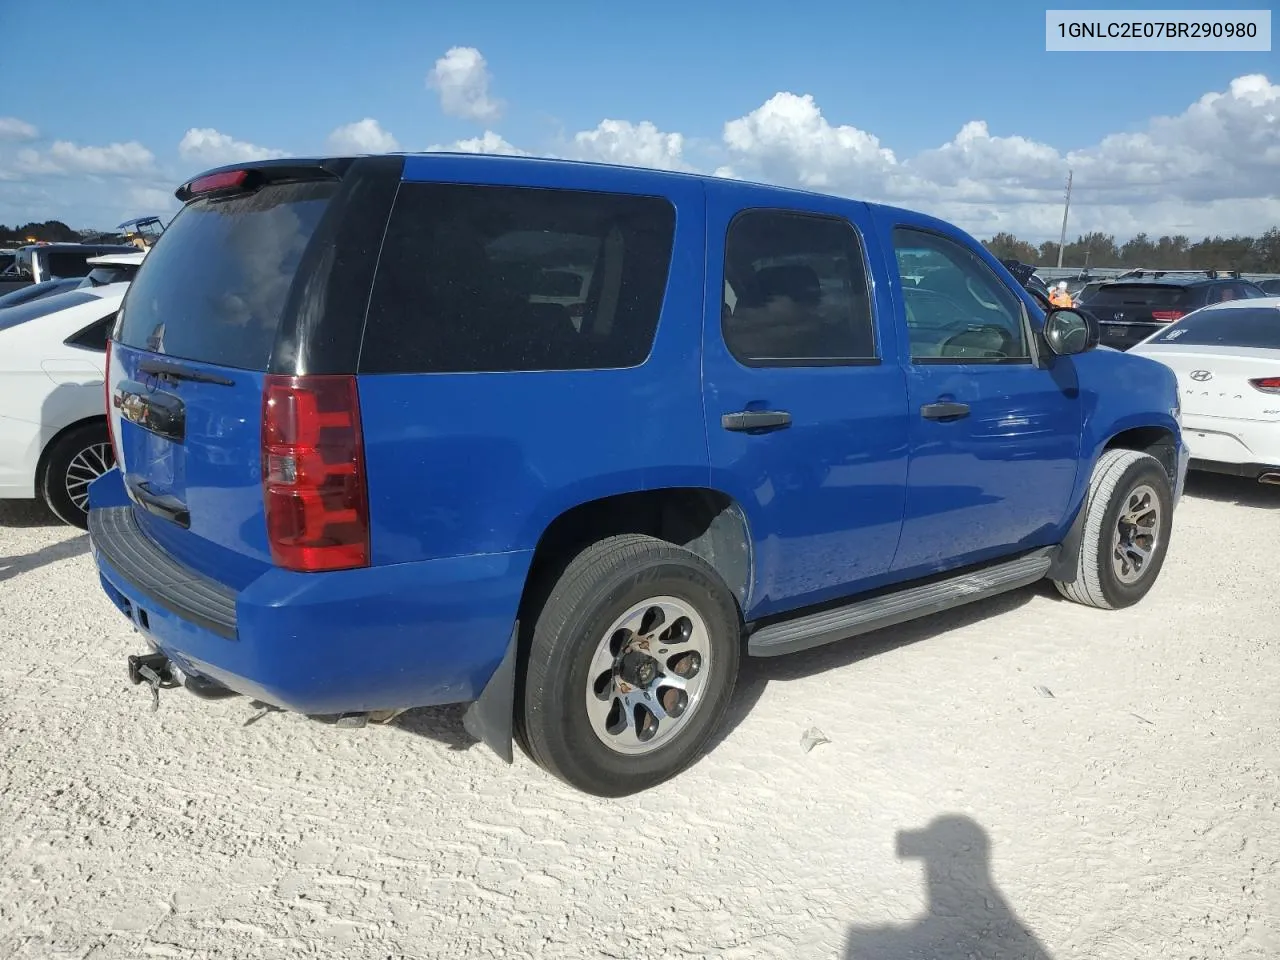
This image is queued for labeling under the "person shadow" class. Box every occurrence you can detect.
[845,815,1054,960]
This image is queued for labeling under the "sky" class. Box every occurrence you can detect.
[1,0,1276,241]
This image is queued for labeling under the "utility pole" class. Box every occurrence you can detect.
[1056,169,1073,268]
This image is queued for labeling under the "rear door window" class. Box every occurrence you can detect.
[361,183,676,373]
[117,181,337,370]
[721,209,877,365]
[1151,307,1280,350]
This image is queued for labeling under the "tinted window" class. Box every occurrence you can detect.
[65,313,117,352]
[44,251,97,278]
[1258,279,1280,295]
[892,228,1028,361]
[362,183,676,373]
[118,181,336,370]
[0,290,99,332]
[722,209,875,365]
[1150,307,1280,350]
[0,254,13,272]
[1087,284,1191,309]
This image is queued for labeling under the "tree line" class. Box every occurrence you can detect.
[983,229,1280,273]
[1,221,128,246]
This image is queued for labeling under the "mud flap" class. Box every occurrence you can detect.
[1046,499,1089,584]
[462,623,517,763]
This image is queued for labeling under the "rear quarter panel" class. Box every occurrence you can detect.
[358,158,710,564]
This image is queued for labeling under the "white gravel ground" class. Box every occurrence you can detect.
[0,474,1277,960]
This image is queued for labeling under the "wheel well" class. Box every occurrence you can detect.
[519,488,752,622]
[1103,426,1177,484]
[33,415,108,490]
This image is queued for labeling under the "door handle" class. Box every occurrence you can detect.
[920,401,970,421]
[722,410,792,433]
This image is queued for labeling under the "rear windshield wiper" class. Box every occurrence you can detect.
[137,357,236,386]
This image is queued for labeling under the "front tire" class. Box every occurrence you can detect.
[41,422,114,529]
[518,534,741,797]
[1053,449,1173,609]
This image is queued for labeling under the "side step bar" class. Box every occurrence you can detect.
[747,548,1055,658]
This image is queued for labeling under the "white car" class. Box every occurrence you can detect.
[0,282,127,526]
[1130,297,1280,485]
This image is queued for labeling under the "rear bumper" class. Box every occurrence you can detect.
[1189,459,1280,481]
[1181,413,1280,480]
[88,475,533,716]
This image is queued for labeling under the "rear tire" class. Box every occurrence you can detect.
[41,422,114,529]
[517,534,741,797]
[1053,449,1173,609]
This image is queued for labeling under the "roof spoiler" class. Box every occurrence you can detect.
[175,157,356,203]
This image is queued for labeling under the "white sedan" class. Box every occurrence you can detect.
[0,282,127,526]
[1130,297,1280,485]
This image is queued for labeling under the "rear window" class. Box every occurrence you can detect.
[1150,307,1280,350]
[361,182,676,373]
[1086,284,1192,310]
[44,251,98,278]
[83,265,137,287]
[117,181,336,370]
[0,290,99,332]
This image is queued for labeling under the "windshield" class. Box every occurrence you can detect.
[1149,307,1280,350]
[117,181,336,370]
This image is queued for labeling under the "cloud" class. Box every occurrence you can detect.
[177,128,288,166]
[710,74,1280,239]
[13,140,156,177]
[127,185,180,214]
[327,118,400,153]
[427,130,527,156]
[427,46,502,122]
[571,119,693,171]
[0,117,38,141]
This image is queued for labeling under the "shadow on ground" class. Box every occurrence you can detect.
[0,533,88,583]
[0,499,64,529]
[845,815,1054,959]
[710,583,1045,749]
[390,580,1048,757]
[1183,472,1279,509]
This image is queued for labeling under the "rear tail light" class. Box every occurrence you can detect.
[261,375,370,572]
[1151,311,1184,322]
[1249,377,1280,394]
[186,169,249,195]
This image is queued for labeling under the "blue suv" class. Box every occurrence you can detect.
[88,154,1188,796]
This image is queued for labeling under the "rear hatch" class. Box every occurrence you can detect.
[1137,307,1280,422]
[1085,283,1193,329]
[106,158,399,588]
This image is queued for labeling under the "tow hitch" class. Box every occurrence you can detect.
[127,652,179,711]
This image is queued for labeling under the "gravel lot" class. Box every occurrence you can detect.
[1,475,1277,960]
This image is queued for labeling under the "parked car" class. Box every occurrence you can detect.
[0,251,146,309]
[0,242,138,296]
[0,284,125,526]
[88,155,1187,796]
[1078,270,1268,351]
[1130,297,1280,484]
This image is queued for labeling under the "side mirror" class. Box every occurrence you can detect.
[1043,308,1098,356]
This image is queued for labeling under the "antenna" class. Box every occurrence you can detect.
[1056,169,1072,269]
